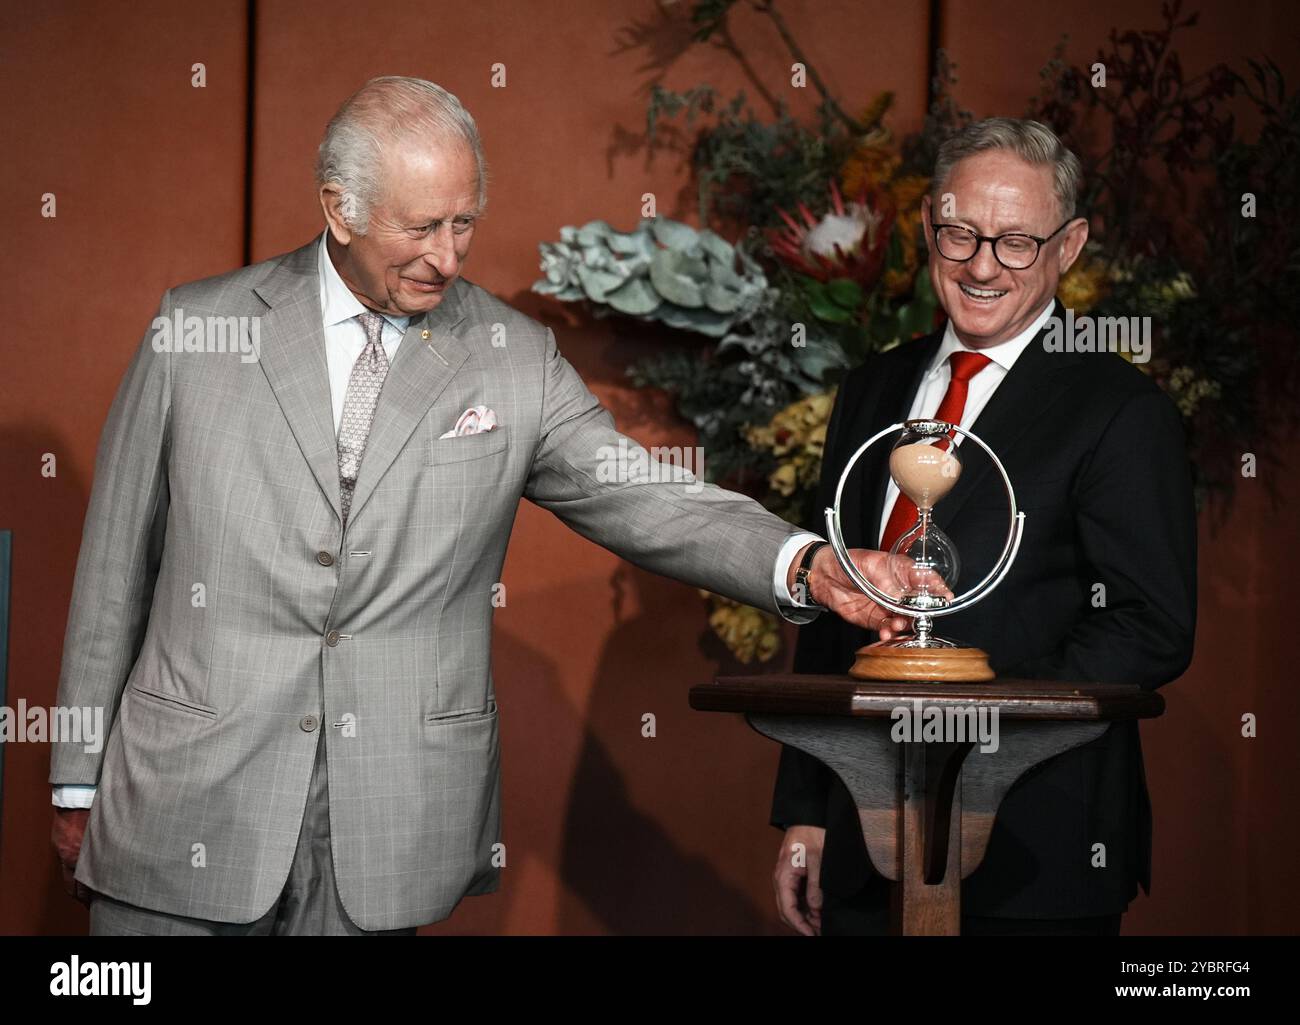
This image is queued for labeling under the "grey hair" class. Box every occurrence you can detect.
[315,76,488,234]
[932,117,1082,222]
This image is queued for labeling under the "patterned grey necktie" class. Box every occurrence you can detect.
[337,310,390,526]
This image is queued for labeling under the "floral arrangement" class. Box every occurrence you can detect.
[534,0,1299,662]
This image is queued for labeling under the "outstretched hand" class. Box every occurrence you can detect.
[791,543,940,640]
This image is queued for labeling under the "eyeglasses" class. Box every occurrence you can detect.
[931,220,1072,270]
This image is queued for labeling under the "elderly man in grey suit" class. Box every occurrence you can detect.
[49,76,904,935]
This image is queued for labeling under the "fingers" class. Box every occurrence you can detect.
[839,599,910,637]
[818,548,920,637]
[879,615,909,639]
[850,551,903,600]
[774,870,815,936]
[773,849,815,937]
[804,853,823,937]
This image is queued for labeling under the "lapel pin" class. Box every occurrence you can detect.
[421,329,431,340]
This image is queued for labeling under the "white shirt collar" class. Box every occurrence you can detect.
[928,299,1056,377]
[317,230,411,333]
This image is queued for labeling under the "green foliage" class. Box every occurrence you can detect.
[647,84,854,230]
[533,216,767,337]
[627,347,776,486]
[802,277,863,324]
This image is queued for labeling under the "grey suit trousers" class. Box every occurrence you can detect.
[89,733,415,936]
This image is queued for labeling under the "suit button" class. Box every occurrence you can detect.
[300,715,319,732]
[325,630,340,646]
[316,551,335,566]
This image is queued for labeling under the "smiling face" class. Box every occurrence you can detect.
[922,149,1087,348]
[319,138,482,317]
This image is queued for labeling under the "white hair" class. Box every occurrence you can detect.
[932,117,1082,221]
[315,76,488,234]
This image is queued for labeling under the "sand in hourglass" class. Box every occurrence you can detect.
[853,438,992,680]
[889,443,961,510]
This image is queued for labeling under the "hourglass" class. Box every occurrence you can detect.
[886,425,963,627]
[824,419,1025,682]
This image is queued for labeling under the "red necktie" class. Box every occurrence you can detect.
[879,350,992,551]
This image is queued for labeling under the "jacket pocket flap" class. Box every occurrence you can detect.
[429,426,508,464]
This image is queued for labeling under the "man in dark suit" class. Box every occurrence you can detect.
[770,118,1197,936]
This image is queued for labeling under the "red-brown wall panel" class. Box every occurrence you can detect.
[0,0,248,934]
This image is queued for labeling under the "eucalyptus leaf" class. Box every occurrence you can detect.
[657,304,729,336]
[696,228,734,263]
[650,249,705,308]
[703,282,743,313]
[576,263,628,302]
[575,220,613,246]
[606,277,662,316]
[651,218,700,249]
[710,260,743,289]
[679,248,710,280]
[607,230,652,256]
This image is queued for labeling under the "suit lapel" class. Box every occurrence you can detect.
[932,301,1071,532]
[254,243,346,524]
[849,334,940,548]
[344,285,469,527]
[253,242,471,530]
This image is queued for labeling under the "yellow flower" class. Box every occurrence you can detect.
[796,391,834,428]
[1166,365,1221,417]
[769,462,798,497]
[747,389,838,501]
[890,174,930,209]
[841,121,899,199]
[704,593,782,663]
[1157,272,1197,303]
[744,423,776,451]
[1057,256,1109,314]
[805,422,827,460]
[881,176,929,297]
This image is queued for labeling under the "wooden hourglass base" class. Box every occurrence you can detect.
[850,642,995,682]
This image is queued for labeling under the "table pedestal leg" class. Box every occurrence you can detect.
[899,741,971,934]
[748,714,1110,936]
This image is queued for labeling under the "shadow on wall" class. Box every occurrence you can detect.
[560,564,772,935]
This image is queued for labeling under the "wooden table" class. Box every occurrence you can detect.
[689,675,1164,935]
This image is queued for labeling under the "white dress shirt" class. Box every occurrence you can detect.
[318,231,410,433]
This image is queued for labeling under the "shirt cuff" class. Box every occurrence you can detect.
[52,784,97,809]
[772,531,826,624]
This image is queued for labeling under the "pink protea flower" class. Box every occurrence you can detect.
[769,180,895,287]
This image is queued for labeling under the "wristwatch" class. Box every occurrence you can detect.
[793,541,829,610]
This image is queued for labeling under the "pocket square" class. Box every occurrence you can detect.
[440,405,498,439]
